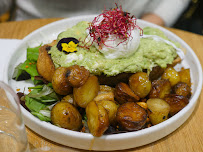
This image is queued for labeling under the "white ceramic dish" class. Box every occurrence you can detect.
[4,15,203,151]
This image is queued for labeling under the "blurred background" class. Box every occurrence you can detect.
[0,0,202,35]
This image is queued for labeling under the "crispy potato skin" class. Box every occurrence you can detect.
[116,102,147,131]
[129,72,151,98]
[95,100,118,125]
[37,45,55,82]
[162,67,180,86]
[173,82,191,98]
[66,65,90,88]
[114,82,140,104]
[178,69,191,87]
[52,67,73,95]
[147,98,170,125]
[164,94,189,116]
[149,79,171,99]
[73,76,99,108]
[86,101,109,137]
[51,101,82,131]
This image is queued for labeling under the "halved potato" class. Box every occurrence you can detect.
[114,82,140,104]
[164,94,189,116]
[51,101,82,131]
[73,76,99,108]
[129,72,151,98]
[116,102,147,131]
[94,92,115,102]
[147,98,170,125]
[52,67,72,95]
[173,82,191,98]
[66,65,90,88]
[37,45,55,82]
[86,101,109,137]
[162,67,180,86]
[95,100,118,125]
[149,79,171,99]
[61,94,78,107]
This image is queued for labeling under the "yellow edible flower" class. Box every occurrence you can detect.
[61,41,78,53]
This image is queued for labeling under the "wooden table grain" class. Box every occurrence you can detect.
[0,18,203,152]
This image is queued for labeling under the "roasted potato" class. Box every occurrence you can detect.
[73,75,99,108]
[95,100,118,125]
[173,82,191,98]
[149,79,171,99]
[37,45,55,82]
[162,67,180,86]
[114,82,140,104]
[129,72,152,98]
[116,102,147,131]
[86,101,109,137]
[52,67,73,95]
[66,65,90,88]
[178,69,191,87]
[164,94,189,116]
[94,92,115,102]
[51,101,82,131]
[147,98,170,125]
[61,94,78,107]
[99,85,114,93]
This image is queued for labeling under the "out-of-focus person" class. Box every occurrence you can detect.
[0,0,190,27]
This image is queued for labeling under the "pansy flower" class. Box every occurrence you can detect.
[57,37,79,54]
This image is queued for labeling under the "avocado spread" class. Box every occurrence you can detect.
[49,21,177,76]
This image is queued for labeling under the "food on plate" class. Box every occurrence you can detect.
[13,5,192,137]
[116,102,148,131]
[149,79,171,99]
[52,67,73,95]
[51,101,82,131]
[37,45,55,82]
[73,75,100,108]
[147,98,170,125]
[114,82,140,104]
[129,72,152,98]
[86,101,109,137]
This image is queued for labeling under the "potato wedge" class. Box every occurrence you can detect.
[73,76,99,108]
[164,94,189,116]
[95,100,118,125]
[129,72,151,98]
[147,98,170,125]
[86,101,109,137]
[37,45,55,82]
[178,69,191,87]
[149,79,171,99]
[52,67,73,95]
[66,65,90,88]
[114,82,140,104]
[116,102,147,131]
[162,67,180,86]
[51,101,82,131]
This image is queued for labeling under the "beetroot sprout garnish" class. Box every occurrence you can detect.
[87,4,143,49]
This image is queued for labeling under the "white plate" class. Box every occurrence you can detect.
[4,15,203,151]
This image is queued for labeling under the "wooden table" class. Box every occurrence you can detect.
[0,18,203,152]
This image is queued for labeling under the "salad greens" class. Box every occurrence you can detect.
[13,46,59,122]
[25,84,58,122]
[12,46,41,84]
